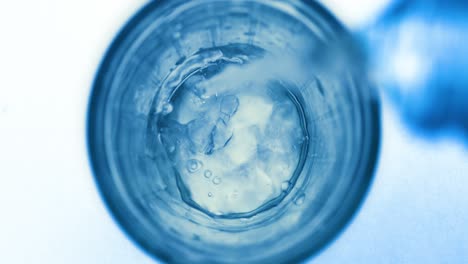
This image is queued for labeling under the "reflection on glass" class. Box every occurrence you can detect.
[88,1,379,263]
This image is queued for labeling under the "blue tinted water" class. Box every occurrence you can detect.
[88,1,380,263]
[155,44,308,218]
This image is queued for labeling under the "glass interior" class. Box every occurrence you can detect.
[88,0,380,263]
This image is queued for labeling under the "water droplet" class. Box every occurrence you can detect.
[281,181,290,191]
[168,145,175,153]
[173,31,181,39]
[294,193,305,205]
[212,177,221,185]
[208,192,213,197]
[187,159,203,173]
[204,170,212,178]
[162,103,173,114]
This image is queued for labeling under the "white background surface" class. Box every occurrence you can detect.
[0,1,467,263]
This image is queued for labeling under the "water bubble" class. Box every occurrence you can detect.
[212,177,222,185]
[187,159,203,173]
[173,31,181,39]
[294,193,305,205]
[168,145,176,153]
[162,103,173,114]
[174,23,183,31]
[208,192,213,197]
[204,170,213,178]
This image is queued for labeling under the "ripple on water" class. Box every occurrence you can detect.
[157,44,308,218]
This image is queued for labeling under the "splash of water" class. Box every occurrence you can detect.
[156,44,307,217]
